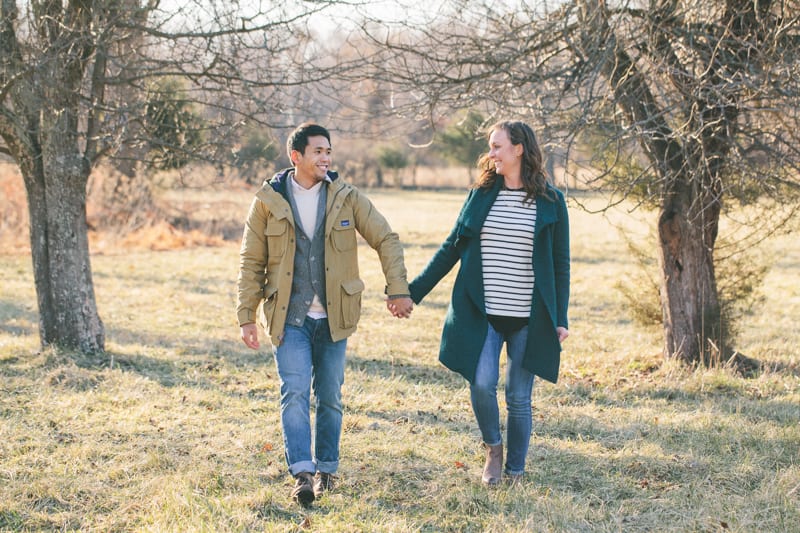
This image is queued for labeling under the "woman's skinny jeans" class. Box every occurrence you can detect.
[469,322,535,476]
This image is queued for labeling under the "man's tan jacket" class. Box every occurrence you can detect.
[237,172,409,345]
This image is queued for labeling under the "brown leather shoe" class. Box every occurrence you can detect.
[481,443,503,486]
[313,472,336,498]
[291,472,315,506]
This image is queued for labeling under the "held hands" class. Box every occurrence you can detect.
[386,297,413,319]
[241,297,414,349]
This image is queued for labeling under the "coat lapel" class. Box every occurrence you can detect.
[534,190,558,241]
[456,181,501,312]
[456,180,502,235]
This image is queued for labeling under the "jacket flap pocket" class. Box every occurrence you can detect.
[341,279,365,295]
[263,285,278,299]
[264,221,288,236]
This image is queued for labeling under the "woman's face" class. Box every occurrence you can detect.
[488,127,522,178]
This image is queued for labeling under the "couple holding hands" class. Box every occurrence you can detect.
[237,120,570,506]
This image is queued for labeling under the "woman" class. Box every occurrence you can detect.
[409,120,570,485]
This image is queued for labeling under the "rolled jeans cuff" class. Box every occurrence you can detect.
[288,460,317,476]
[315,459,339,475]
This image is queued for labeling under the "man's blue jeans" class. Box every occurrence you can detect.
[470,322,535,476]
[273,317,347,476]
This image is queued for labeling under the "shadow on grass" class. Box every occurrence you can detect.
[253,502,302,523]
[103,323,271,361]
[535,411,800,498]
[358,406,470,432]
[529,441,688,500]
[0,299,37,336]
[556,372,800,427]
[762,359,800,378]
[635,385,800,427]
[34,324,275,388]
[539,397,800,474]
[346,352,463,390]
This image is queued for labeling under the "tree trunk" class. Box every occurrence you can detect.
[20,156,59,347]
[657,187,723,364]
[21,117,105,354]
[2,0,110,355]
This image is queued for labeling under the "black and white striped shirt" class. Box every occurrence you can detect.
[480,189,537,317]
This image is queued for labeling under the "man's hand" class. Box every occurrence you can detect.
[386,297,413,318]
[241,323,260,349]
[556,326,569,343]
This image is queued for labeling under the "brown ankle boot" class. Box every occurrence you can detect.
[481,443,503,486]
[313,472,336,498]
[291,472,315,506]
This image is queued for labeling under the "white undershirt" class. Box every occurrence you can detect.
[291,176,323,237]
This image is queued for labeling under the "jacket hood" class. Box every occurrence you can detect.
[266,167,340,193]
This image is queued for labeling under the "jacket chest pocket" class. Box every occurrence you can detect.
[265,220,289,257]
[331,224,357,251]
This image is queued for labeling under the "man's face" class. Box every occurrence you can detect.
[292,135,332,185]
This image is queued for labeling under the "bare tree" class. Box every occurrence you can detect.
[435,110,490,183]
[354,0,800,367]
[0,0,352,354]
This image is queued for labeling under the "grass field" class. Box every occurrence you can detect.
[1,188,798,532]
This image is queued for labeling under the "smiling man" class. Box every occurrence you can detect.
[236,123,413,506]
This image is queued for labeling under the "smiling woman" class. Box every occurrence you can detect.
[409,119,570,486]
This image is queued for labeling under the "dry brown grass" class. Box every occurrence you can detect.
[0,163,29,253]
[1,169,798,531]
[0,160,568,255]
[0,163,233,254]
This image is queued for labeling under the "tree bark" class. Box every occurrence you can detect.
[15,76,106,352]
[657,183,723,364]
[19,152,59,347]
[20,110,106,353]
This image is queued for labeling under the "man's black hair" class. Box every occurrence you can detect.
[286,123,331,158]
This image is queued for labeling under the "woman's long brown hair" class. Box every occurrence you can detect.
[473,121,552,202]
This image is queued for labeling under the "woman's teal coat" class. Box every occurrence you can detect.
[409,179,570,384]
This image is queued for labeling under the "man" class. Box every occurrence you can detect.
[237,123,413,506]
